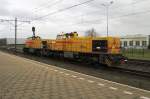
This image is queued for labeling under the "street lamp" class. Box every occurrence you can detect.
[101,1,114,37]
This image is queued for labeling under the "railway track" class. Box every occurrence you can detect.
[1,47,150,78]
[70,59,150,78]
[0,49,150,78]
[110,67,150,78]
[128,59,150,66]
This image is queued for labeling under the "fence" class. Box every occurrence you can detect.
[121,48,150,60]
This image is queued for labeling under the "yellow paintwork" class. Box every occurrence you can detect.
[25,37,42,49]
[43,36,120,54]
[25,35,121,54]
[94,37,120,54]
[62,37,92,53]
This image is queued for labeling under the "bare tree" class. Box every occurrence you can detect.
[85,28,98,37]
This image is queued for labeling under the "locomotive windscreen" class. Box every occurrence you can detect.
[92,40,107,52]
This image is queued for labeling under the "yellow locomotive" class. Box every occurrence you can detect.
[23,27,127,66]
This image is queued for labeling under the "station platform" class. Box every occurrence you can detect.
[0,51,150,99]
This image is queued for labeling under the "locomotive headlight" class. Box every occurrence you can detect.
[124,60,128,62]
[96,47,101,49]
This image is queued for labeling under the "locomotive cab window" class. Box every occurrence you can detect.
[42,41,48,49]
[92,40,107,52]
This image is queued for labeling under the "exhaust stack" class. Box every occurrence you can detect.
[32,27,35,37]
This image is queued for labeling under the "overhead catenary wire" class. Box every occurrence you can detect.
[33,0,95,21]
[111,0,149,10]
[81,9,150,24]
[41,9,150,27]
[32,0,150,23]
[33,0,64,13]
[24,0,150,32]
[77,0,150,18]
[28,0,150,25]
[64,0,150,25]
[33,0,57,11]
[55,8,150,27]
[33,0,148,19]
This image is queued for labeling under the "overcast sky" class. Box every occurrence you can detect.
[0,0,150,39]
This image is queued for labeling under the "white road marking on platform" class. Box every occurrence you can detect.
[54,70,58,72]
[49,68,53,70]
[123,91,133,95]
[72,75,77,78]
[78,77,85,80]
[97,83,105,86]
[65,73,69,75]
[45,67,49,69]
[140,96,150,99]
[4,52,150,93]
[109,87,118,90]
[87,80,94,83]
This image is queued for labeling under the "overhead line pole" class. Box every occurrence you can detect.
[101,1,114,37]
[15,18,17,51]
[0,18,30,52]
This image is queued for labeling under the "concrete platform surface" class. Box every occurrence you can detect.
[0,51,150,99]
